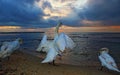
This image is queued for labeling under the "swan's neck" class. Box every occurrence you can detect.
[54,23,61,36]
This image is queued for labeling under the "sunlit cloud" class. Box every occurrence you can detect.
[42,7,70,20]
[0,26,21,29]
[0,26,48,32]
[36,0,88,20]
[0,26,21,32]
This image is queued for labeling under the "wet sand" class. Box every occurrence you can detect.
[0,51,120,75]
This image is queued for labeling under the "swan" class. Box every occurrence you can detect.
[36,22,62,53]
[0,38,22,59]
[98,47,120,72]
[36,34,51,53]
[36,22,75,65]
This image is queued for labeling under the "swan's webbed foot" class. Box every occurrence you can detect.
[53,60,55,66]
[48,60,56,66]
[52,60,58,66]
[48,60,58,66]
[100,66,103,71]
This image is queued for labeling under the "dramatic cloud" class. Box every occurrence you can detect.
[36,0,88,25]
[0,0,46,27]
[81,0,120,26]
[0,0,120,28]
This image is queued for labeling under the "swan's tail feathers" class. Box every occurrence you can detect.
[41,58,52,63]
[116,69,120,72]
[112,62,120,72]
[41,48,57,63]
[114,68,120,72]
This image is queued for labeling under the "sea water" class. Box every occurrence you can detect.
[0,32,120,66]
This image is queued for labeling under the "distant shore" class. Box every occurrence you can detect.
[0,51,119,75]
[0,32,44,34]
[0,31,120,33]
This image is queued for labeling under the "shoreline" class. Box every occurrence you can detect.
[0,51,119,75]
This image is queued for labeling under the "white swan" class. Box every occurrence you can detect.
[0,38,22,59]
[98,48,120,72]
[36,22,75,64]
[36,22,62,53]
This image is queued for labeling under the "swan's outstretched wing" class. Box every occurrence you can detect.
[55,33,75,52]
[41,34,47,45]
[54,33,66,52]
[36,34,47,52]
[99,54,120,72]
[64,33,76,49]
[41,48,58,63]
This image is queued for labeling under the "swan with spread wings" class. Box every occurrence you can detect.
[36,22,75,65]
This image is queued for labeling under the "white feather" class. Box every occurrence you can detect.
[40,33,75,63]
[36,34,47,52]
[0,39,20,58]
[55,33,76,52]
[41,34,47,45]
[98,51,120,72]
[63,33,75,49]
[37,22,75,63]
[41,41,59,63]
[41,48,58,63]
[54,33,66,52]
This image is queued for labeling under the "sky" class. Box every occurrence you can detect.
[0,0,120,32]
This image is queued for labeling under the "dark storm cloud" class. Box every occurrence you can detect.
[0,0,120,28]
[79,0,120,26]
[49,0,120,27]
[41,1,52,9]
[0,0,46,27]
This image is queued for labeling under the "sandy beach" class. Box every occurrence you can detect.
[0,51,119,75]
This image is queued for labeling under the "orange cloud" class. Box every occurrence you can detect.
[108,26,120,28]
[0,25,120,32]
[0,26,21,29]
[58,25,120,32]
